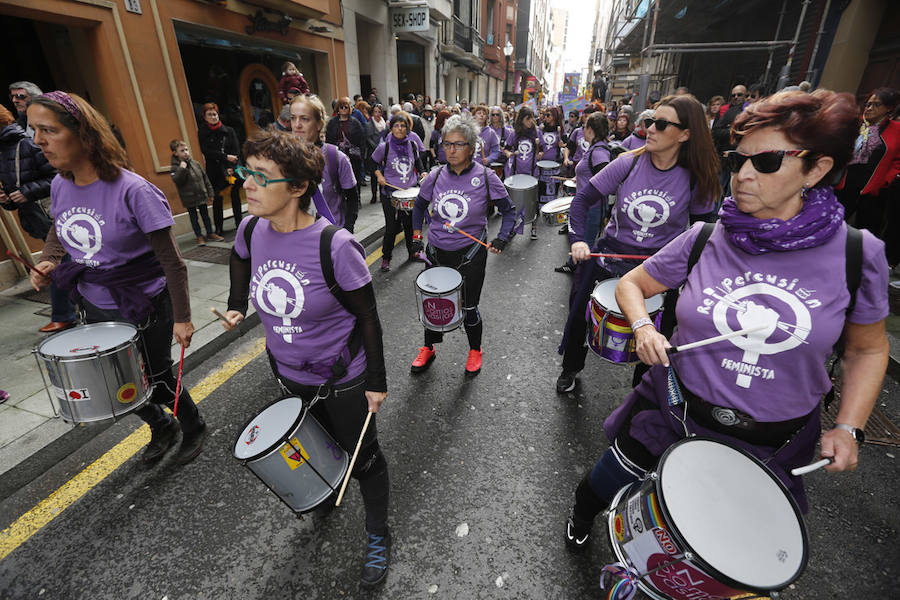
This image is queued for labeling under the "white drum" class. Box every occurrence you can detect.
[540,197,572,225]
[563,179,577,196]
[34,322,150,423]
[607,438,808,600]
[391,186,419,212]
[234,396,349,514]
[415,266,464,332]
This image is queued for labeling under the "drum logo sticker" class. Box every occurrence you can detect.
[280,438,310,470]
[116,383,138,404]
[435,191,470,226]
[627,493,644,534]
[67,388,91,402]
[244,425,260,446]
[613,512,630,542]
[697,277,815,389]
[423,297,456,327]
[652,527,679,555]
[57,207,105,265]
[253,262,309,344]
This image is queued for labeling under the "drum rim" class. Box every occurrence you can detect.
[503,174,539,187]
[592,278,664,316]
[37,321,139,359]
[540,197,572,213]
[536,160,560,168]
[654,436,809,592]
[391,186,420,199]
[233,395,307,461]
[415,265,464,289]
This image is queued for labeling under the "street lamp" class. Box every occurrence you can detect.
[503,40,514,99]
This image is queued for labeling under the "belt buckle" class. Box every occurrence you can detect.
[711,407,740,427]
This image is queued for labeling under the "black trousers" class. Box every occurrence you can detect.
[212,186,243,234]
[380,193,413,260]
[81,289,202,433]
[423,242,487,350]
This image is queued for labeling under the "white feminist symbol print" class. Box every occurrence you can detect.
[436,192,469,226]
[517,140,533,161]
[256,269,305,343]
[710,283,811,388]
[60,214,103,259]
[391,156,412,183]
[474,139,483,156]
[626,194,670,241]
[580,138,590,152]
[543,133,557,146]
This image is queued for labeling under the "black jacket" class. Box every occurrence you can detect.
[409,114,426,142]
[0,123,56,206]
[197,122,240,192]
[711,103,744,154]
[325,116,365,163]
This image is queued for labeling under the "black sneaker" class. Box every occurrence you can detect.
[360,529,391,588]
[558,224,568,235]
[175,420,207,465]
[141,418,180,463]
[564,515,592,551]
[530,226,538,240]
[554,264,574,274]
[556,370,577,393]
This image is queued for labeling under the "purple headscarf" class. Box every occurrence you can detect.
[40,91,83,123]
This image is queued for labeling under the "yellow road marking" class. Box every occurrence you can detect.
[0,337,267,561]
[365,232,406,267]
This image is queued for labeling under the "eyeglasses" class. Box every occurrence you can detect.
[442,141,470,150]
[10,93,28,100]
[490,112,502,116]
[235,165,295,186]
[731,92,746,98]
[722,149,817,174]
[643,117,686,132]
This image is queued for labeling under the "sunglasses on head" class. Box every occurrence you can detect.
[722,149,817,174]
[643,117,686,132]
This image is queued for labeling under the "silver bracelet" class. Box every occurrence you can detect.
[630,317,655,331]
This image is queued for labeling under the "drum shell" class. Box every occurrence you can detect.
[504,175,539,224]
[415,266,464,332]
[540,198,572,225]
[563,180,577,196]
[36,323,150,423]
[235,398,349,514]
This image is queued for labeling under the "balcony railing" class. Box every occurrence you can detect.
[453,16,473,52]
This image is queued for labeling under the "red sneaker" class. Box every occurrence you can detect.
[411,346,436,373]
[465,348,483,377]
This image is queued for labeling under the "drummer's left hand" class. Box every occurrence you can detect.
[488,238,507,254]
[819,427,859,472]
[173,321,194,348]
[563,158,571,167]
[365,390,387,412]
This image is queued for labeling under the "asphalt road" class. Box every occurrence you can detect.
[1,216,898,599]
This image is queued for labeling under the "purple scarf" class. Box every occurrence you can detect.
[719,185,844,255]
[388,133,411,161]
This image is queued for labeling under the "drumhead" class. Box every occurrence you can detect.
[38,322,137,357]
[234,396,304,460]
[416,266,462,294]
[536,160,560,169]
[540,197,572,215]
[590,278,664,317]
[392,186,420,200]
[659,438,807,589]
[490,162,505,168]
[503,174,538,190]
[563,180,576,190]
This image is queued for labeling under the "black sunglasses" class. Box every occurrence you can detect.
[10,93,28,100]
[722,149,817,174]
[643,117,686,132]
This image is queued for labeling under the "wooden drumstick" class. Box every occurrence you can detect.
[667,325,767,353]
[443,222,490,249]
[569,252,652,260]
[551,176,574,181]
[381,181,404,191]
[336,411,373,507]
[210,307,232,325]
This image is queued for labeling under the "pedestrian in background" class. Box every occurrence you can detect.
[608,111,633,142]
[620,109,653,150]
[365,104,387,203]
[278,61,309,102]
[197,102,241,236]
[326,97,365,189]
[169,139,219,246]
[707,95,725,128]
[429,110,451,165]
[8,81,42,137]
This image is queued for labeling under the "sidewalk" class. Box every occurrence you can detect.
[0,199,387,498]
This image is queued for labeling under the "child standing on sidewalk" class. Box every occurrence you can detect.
[170,139,222,245]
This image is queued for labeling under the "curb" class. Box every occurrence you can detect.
[0,312,261,503]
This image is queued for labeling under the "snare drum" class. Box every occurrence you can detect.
[504,174,539,224]
[391,186,419,212]
[34,322,150,423]
[607,438,808,600]
[563,179,577,196]
[587,278,663,363]
[537,160,560,182]
[415,266,464,332]
[234,396,349,514]
[540,197,572,225]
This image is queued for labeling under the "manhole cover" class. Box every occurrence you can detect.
[823,385,900,448]
[182,245,232,265]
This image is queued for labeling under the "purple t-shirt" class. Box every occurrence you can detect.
[233,217,372,385]
[409,131,426,152]
[620,132,647,150]
[414,163,513,250]
[570,128,591,163]
[475,126,501,165]
[504,129,545,177]
[372,136,420,188]
[540,127,563,162]
[645,222,888,421]
[574,142,611,191]
[489,124,513,148]
[51,170,173,308]
[592,152,708,250]
[320,143,357,228]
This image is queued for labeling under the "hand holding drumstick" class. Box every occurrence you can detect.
[212,307,244,330]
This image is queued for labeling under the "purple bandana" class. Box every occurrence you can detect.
[719,185,844,255]
[388,132,411,160]
[41,91,83,123]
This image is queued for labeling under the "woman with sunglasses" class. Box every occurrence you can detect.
[221,130,391,587]
[563,90,889,552]
[487,107,513,153]
[409,114,517,376]
[372,112,426,272]
[28,92,207,464]
[556,95,719,395]
[325,97,365,190]
[290,95,359,232]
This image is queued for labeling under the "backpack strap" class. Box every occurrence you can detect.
[318,223,363,384]
[844,225,863,317]
[688,222,716,274]
[243,215,261,255]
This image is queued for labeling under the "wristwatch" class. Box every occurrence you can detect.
[832,423,865,444]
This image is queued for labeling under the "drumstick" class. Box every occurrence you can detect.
[210,307,231,325]
[5,250,39,273]
[551,176,574,181]
[172,344,185,417]
[791,457,833,476]
[667,324,768,353]
[335,411,373,507]
[569,252,652,260]
[381,181,404,191]
[443,222,490,249]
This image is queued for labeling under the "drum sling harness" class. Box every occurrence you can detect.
[243,216,363,401]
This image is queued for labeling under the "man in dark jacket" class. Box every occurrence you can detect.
[711,84,748,198]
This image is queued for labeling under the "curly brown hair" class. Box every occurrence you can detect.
[242,129,323,211]
[29,92,130,182]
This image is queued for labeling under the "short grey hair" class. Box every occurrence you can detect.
[441,113,480,148]
[636,109,654,126]
[278,105,292,123]
[9,81,42,97]
[402,101,413,112]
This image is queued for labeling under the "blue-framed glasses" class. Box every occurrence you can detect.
[235,165,295,187]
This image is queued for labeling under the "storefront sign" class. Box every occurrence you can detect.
[391,6,430,33]
[246,10,292,36]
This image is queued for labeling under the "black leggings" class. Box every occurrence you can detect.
[275,370,390,533]
[381,193,413,260]
[423,243,487,351]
